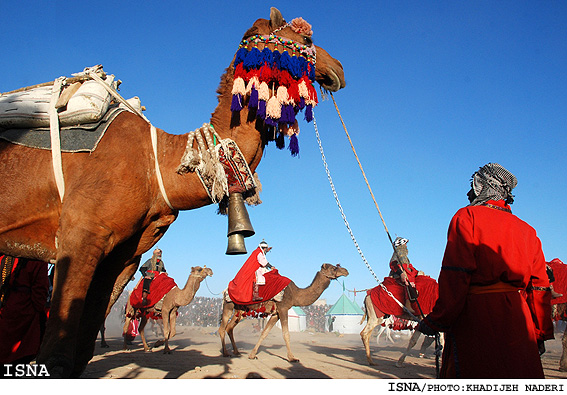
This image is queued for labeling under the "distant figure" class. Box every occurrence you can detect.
[139,248,167,305]
[388,237,420,315]
[0,256,49,365]
[419,163,553,378]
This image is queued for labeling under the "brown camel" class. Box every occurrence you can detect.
[219,263,348,362]
[0,7,344,377]
[360,281,441,367]
[123,266,213,353]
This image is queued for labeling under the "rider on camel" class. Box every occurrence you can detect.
[388,237,420,315]
[139,248,167,305]
[228,240,274,304]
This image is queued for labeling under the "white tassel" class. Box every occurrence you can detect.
[231,77,246,95]
[258,81,270,101]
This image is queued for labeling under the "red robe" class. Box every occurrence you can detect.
[0,258,49,364]
[228,248,291,305]
[422,200,553,378]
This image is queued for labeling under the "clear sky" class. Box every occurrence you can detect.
[1,1,565,308]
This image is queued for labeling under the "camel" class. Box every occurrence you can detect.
[219,263,348,362]
[0,7,344,376]
[123,266,213,353]
[360,278,440,367]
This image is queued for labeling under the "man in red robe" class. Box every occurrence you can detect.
[0,256,49,365]
[228,240,272,304]
[418,163,553,378]
[388,237,420,315]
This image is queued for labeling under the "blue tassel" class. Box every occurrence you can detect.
[231,94,242,112]
[272,50,281,69]
[248,88,259,109]
[282,104,295,124]
[308,63,316,82]
[289,134,299,156]
[261,48,273,65]
[243,47,261,70]
[234,47,248,67]
[265,116,278,127]
[289,56,301,79]
[304,104,313,122]
[257,100,266,119]
[280,51,292,73]
[298,57,307,77]
[298,97,305,110]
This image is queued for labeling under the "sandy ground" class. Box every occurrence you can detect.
[81,319,567,381]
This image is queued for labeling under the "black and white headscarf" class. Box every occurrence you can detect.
[469,163,517,206]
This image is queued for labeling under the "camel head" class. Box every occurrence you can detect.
[320,263,349,280]
[191,265,214,279]
[240,7,346,92]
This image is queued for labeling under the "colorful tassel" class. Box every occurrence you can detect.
[231,94,242,112]
[266,95,281,120]
[289,133,300,156]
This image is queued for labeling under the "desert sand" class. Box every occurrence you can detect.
[82,318,567,381]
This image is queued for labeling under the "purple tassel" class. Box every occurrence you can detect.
[289,133,299,156]
[304,104,313,122]
[276,132,285,149]
[248,88,259,109]
[265,116,278,127]
[298,97,305,110]
[231,94,242,112]
[257,100,266,119]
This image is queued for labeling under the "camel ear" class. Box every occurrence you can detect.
[270,7,286,30]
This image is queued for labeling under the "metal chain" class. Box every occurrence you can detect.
[312,115,380,284]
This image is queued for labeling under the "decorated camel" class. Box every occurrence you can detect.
[0,8,344,376]
[123,265,213,353]
[219,263,348,362]
[360,273,439,366]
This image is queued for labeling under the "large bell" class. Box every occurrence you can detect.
[225,192,255,255]
[226,233,247,255]
[227,192,255,237]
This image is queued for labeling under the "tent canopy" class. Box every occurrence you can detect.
[326,293,364,316]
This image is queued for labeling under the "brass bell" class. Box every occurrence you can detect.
[226,233,247,255]
[226,192,255,238]
[225,192,255,255]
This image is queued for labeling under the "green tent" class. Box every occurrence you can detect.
[325,294,365,334]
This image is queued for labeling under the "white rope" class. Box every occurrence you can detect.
[150,125,174,210]
[49,77,66,201]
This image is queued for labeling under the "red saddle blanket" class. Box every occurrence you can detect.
[228,269,291,305]
[130,272,177,309]
[369,275,438,317]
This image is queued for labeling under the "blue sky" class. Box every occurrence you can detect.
[2,1,565,307]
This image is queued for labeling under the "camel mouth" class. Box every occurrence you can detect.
[317,67,346,92]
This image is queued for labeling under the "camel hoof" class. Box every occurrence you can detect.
[289,358,300,363]
[395,361,405,368]
[248,355,258,360]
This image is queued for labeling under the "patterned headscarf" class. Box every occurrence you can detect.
[469,163,517,206]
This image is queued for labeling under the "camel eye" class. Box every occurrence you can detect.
[303,36,313,46]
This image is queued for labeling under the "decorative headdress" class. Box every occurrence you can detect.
[230,17,318,156]
[469,163,517,206]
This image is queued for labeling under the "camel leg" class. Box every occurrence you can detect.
[139,315,151,352]
[100,323,109,348]
[360,295,383,366]
[162,307,178,354]
[248,314,279,360]
[226,312,243,356]
[560,324,567,372]
[71,255,139,376]
[36,227,111,378]
[419,335,435,357]
[397,329,422,367]
[218,301,236,357]
[279,309,299,362]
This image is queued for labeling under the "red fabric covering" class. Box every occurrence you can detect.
[228,247,264,304]
[228,248,291,305]
[369,275,438,317]
[549,258,567,305]
[422,200,552,378]
[0,258,49,364]
[129,272,177,309]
